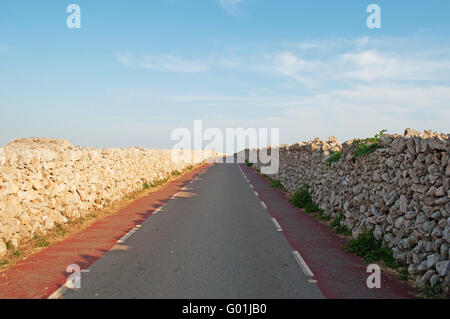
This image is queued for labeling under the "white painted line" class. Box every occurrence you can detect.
[254,191,259,197]
[249,184,254,188]
[48,284,69,299]
[48,268,90,299]
[271,218,283,232]
[117,227,139,244]
[292,251,315,278]
[153,205,164,215]
[261,201,267,210]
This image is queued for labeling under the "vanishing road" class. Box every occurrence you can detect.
[63,164,324,299]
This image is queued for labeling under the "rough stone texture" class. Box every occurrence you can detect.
[0,138,217,253]
[240,129,450,293]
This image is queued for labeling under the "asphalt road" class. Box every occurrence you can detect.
[63,163,324,299]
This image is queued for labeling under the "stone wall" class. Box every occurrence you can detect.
[240,129,450,292]
[0,138,217,255]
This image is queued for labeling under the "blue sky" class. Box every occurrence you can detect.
[0,0,449,148]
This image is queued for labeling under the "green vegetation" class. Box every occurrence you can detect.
[54,223,68,236]
[263,174,287,192]
[5,241,13,251]
[344,229,399,268]
[325,151,342,166]
[0,260,9,267]
[33,236,50,248]
[418,283,444,299]
[289,185,320,213]
[245,160,253,167]
[142,180,151,190]
[315,210,331,222]
[352,130,387,158]
[171,170,182,177]
[330,213,352,236]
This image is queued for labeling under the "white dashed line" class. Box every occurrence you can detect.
[292,250,315,280]
[117,226,139,244]
[254,191,259,197]
[261,201,267,210]
[271,218,283,232]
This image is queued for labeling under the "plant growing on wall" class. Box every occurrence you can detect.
[325,151,342,166]
[352,129,387,158]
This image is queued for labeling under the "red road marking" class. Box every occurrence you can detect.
[240,164,415,299]
[0,163,212,299]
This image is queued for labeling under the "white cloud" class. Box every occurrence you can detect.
[268,49,450,85]
[117,53,207,73]
[220,0,244,16]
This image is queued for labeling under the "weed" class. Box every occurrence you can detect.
[0,260,9,267]
[352,130,387,158]
[142,180,150,190]
[33,236,50,248]
[325,151,342,166]
[344,229,399,268]
[289,185,312,209]
[5,241,14,251]
[171,170,182,177]
[289,185,321,213]
[263,174,287,192]
[316,211,331,222]
[245,160,253,167]
[331,213,352,236]
[54,223,68,236]
[13,250,20,257]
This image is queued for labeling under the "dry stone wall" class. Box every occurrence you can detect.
[241,129,450,293]
[0,138,217,255]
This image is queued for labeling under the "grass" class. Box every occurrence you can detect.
[262,174,288,192]
[344,229,399,268]
[315,210,332,222]
[330,213,352,236]
[325,151,342,166]
[171,170,182,177]
[352,130,387,159]
[418,283,445,299]
[32,236,50,248]
[289,185,322,213]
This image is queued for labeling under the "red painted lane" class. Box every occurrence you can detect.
[0,163,212,299]
[240,164,415,299]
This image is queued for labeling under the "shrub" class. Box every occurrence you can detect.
[263,174,287,192]
[289,186,312,209]
[316,211,331,222]
[171,170,182,177]
[245,160,253,167]
[325,151,342,166]
[33,236,50,248]
[142,181,151,190]
[344,229,399,268]
[289,185,320,213]
[353,129,387,158]
[331,213,351,235]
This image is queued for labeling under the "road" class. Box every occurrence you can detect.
[62,163,324,299]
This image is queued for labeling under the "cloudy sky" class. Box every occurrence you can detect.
[0,0,449,148]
